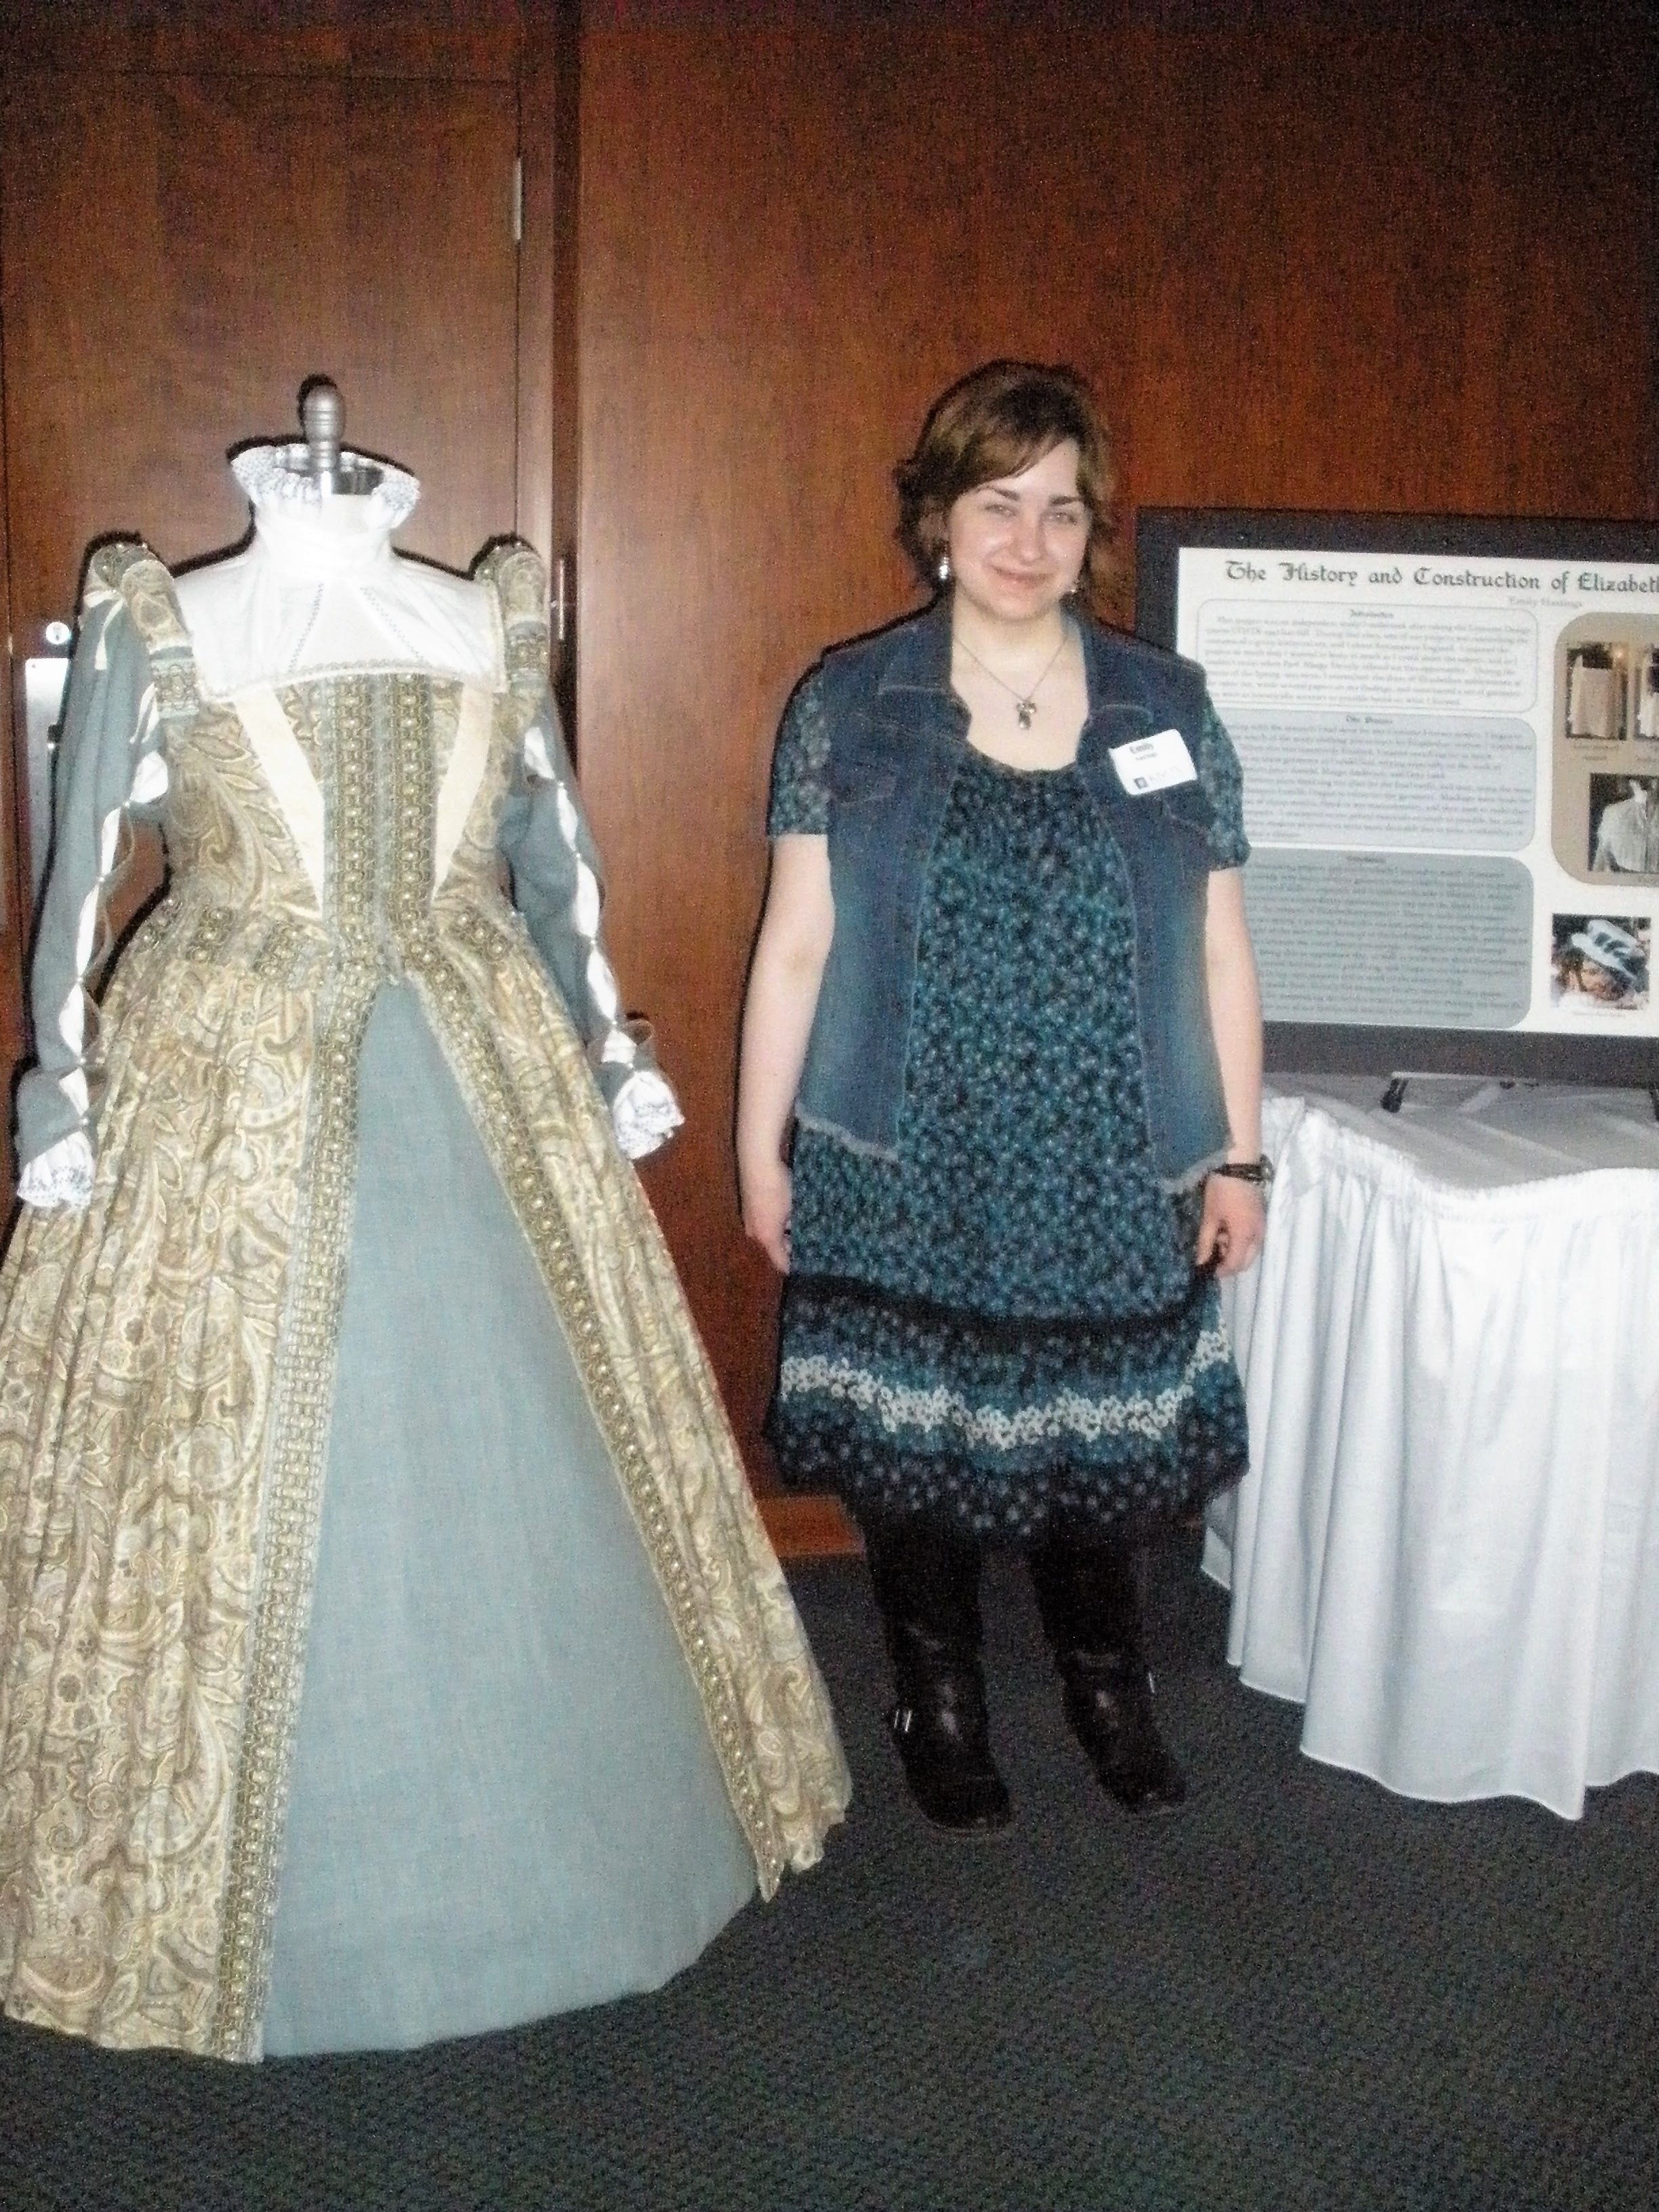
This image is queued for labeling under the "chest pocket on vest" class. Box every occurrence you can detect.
[1147,775,1216,874]
[829,743,897,808]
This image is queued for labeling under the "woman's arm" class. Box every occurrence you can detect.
[737,832,834,1271]
[1196,866,1267,1277]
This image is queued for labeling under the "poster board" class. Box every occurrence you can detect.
[1135,512,1659,1083]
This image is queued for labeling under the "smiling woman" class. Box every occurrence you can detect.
[737,360,1267,1836]
[941,444,1092,766]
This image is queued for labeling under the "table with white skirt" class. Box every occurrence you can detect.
[1206,1076,1659,1819]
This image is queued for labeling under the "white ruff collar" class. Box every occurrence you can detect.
[232,443,420,530]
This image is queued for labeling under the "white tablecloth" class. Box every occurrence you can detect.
[1206,1077,1659,1818]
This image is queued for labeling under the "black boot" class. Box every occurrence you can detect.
[865,1513,1011,1834]
[1029,1532,1187,1815]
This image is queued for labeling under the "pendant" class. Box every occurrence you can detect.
[1016,699,1036,729]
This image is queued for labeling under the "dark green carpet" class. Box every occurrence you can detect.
[3,1535,1655,2211]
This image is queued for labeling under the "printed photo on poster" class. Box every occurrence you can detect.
[1589,775,1659,876]
[1551,914,1650,1011]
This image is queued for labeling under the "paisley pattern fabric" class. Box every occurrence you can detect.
[0,544,847,2060]
[770,746,1250,1541]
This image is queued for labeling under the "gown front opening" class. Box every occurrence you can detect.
[0,453,848,2060]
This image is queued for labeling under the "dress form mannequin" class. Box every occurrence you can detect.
[0,392,847,2060]
[20,392,676,1208]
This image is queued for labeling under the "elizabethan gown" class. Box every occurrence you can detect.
[0,459,847,2061]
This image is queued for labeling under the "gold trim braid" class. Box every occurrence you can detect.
[409,930,787,1880]
[208,673,385,2060]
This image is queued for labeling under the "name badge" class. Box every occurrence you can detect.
[1109,726,1197,795]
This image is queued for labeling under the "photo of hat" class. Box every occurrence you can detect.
[1569,919,1649,991]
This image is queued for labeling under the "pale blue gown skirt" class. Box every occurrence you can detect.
[261,985,755,2056]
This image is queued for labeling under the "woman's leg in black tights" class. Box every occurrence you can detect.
[861,1510,1011,1833]
[1027,1524,1186,1813]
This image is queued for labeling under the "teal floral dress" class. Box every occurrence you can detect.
[767,680,1250,1543]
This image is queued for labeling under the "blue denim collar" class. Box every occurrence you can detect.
[873,596,1155,720]
[873,596,956,697]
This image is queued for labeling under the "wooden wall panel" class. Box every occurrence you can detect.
[0,0,522,79]
[3,76,520,626]
[1,70,521,924]
[520,0,583,728]
[1120,14,1656,518]
[0,3,559,1222]
[517,0,582,585]
[0,300,22,1192]
[576,4,1658,1513]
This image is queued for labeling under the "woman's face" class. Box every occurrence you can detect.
[945,439,1090,629]
[1579,958,1634,1004]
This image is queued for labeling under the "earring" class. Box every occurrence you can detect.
[937,553,951,585]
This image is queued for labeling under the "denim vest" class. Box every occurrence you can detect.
[794,600,1233,1187]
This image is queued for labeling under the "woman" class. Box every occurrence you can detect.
[738,361,1265,1832]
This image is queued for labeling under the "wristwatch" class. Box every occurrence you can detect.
[1210,1155,1273,1187]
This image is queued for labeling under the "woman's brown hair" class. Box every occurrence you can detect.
[894,361,1116,610]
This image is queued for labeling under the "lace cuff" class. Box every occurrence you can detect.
[610,1067,684,1161]
[18,1130,95,1211]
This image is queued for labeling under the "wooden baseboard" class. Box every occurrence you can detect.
[757,1491,865,1561]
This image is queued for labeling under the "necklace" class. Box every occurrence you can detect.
[954,625,1069,729]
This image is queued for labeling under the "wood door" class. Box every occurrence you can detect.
[0,340,19,1191]
[1,77,518,912]
[0,1,577,1193]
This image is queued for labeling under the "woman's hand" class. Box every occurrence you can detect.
[1197,1172,1266,1277]
[1200,869,1267,1279]
[737,834,834,1279]
[742,1155,794,1274]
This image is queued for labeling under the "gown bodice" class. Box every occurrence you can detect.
[111,539,545,983]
